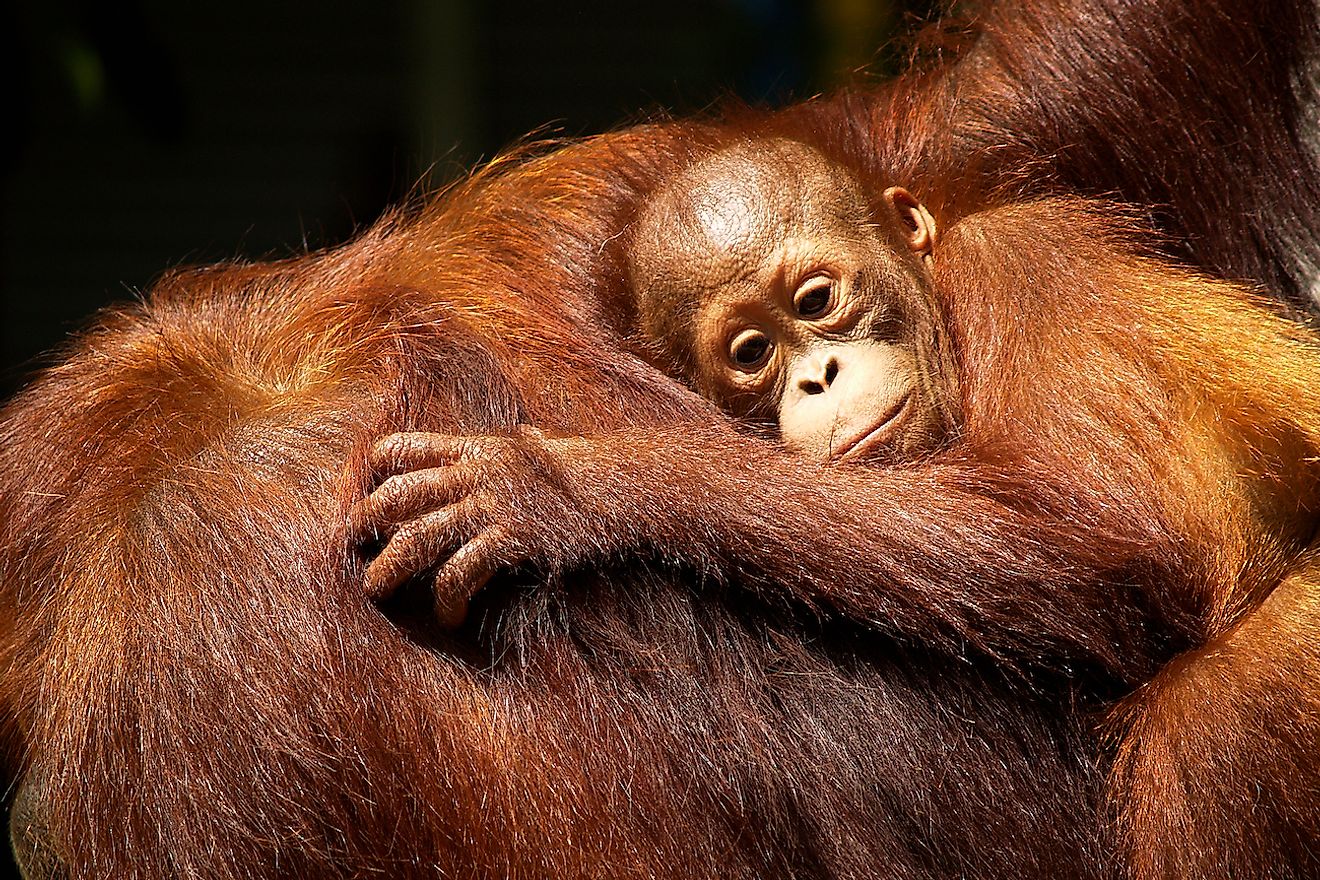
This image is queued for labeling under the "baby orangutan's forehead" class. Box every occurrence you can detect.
[687,177,779,263]
[658,142,872,283]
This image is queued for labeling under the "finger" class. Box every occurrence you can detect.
[347,462,479,548]
[432,592,471,631]
[362,505,469,600]
[367,433,476,483]
[431,530,507,628]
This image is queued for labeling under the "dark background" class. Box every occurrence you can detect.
[0,0,924,874]
[1,0,931,397]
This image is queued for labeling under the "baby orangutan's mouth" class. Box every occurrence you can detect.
[835,394,912,462]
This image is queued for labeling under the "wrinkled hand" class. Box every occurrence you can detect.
[348,427,585,628]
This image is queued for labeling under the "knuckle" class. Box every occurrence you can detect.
[370,431,412,462]
[392,510,448,549]
[370,432,466,474]
[368,438,411,481]
[458,436,494,461]
[466,488,503,522]
[490,436,519,462]
[453,495,487,530]
[448,458,480,481]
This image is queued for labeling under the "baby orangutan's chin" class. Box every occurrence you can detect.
[807,389,947,465]
[775,395,915,464]
[833,393,914,462]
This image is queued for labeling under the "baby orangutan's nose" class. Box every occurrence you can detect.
[796,353,841,395]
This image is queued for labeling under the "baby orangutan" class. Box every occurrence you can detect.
[627,138,959,463]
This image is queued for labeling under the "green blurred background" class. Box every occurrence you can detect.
[1,0,928,396]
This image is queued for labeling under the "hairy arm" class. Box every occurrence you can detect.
[351,421,1176,679]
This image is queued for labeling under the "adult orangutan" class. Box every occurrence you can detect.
[3,0,1319,878]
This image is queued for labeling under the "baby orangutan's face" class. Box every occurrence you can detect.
[630,139,954,462]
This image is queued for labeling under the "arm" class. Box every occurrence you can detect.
[351,422,1176,680]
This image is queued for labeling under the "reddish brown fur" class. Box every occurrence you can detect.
[2,0,1319,877]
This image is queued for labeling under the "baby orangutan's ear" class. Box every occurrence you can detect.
[884,186,937,259]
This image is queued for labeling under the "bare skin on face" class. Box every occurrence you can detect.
[628,139,956,462]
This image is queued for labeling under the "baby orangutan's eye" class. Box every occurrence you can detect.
[730,329,772,370]
[794,277,834,319]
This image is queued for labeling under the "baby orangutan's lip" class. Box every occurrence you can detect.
[835,394,912,462]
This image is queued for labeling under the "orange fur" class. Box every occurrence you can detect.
[3,0,1319,876]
